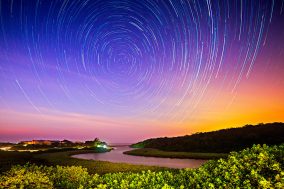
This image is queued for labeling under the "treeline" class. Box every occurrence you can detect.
[132,122,284,153]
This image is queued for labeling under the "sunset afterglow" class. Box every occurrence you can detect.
[0,0,283,143]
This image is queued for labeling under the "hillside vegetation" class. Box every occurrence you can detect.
[131,122,284,153]
[1,144,283,188]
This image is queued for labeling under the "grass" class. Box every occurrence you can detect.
[34,150,168,174]
[0,149,168,175]
[124,148,228,159]
[0,147,224,175]
[0,150,46,173]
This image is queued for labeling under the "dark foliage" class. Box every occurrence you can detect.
[132,122,284,153]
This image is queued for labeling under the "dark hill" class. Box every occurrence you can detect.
[131,122,284,153]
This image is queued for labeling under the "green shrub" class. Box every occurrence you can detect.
[48,165,93,189]
[176,144,284,188]
[0,164,53,189]
[1,144,283,189]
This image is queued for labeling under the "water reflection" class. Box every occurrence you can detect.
[72,146,206,169]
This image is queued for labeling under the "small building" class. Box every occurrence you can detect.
[20,140,57,145]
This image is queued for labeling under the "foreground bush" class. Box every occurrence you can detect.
[0,144,283,189]
[0,164,53,189]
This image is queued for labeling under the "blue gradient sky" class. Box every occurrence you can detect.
[0,0,284,143]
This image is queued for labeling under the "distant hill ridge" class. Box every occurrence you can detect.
[131,122,284,153]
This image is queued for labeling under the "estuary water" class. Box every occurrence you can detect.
[72,146,206,169]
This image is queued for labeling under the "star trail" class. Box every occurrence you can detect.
[0,0,284,143]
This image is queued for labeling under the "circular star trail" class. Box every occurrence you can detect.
[0,0,283,124]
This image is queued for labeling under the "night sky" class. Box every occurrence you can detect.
[0,0,284,143]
